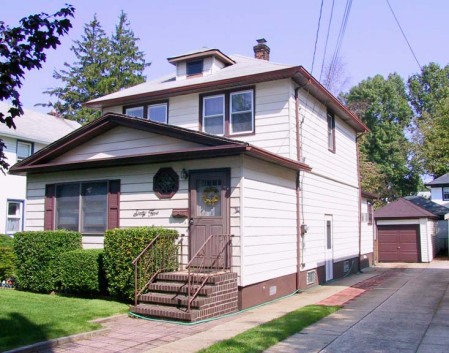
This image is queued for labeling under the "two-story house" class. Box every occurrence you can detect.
[10,40,370,320]
[0,103,79,236]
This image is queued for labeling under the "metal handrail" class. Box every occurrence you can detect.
[186,233,232,312]
[133,234,179,306]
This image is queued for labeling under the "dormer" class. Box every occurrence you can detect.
[167,48,235,80]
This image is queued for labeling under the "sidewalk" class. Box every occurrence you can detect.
[10,266,391,353]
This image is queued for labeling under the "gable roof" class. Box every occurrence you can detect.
[374,197,442,220]
[425,173,449,186]
[0,103,80,144]
[85,54,368,133]
[9,113,311,176]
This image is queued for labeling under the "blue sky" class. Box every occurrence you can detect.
[3,0,449,113]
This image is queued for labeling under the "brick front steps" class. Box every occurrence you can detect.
[130,271,238,322]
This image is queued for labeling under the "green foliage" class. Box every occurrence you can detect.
[45,11,149,124]
[415,98,449,177]
[103,227,178,301]
[408,63,449,176]
[198,305,339,353]
[0,289,128,351]
[14,231,82,292]
[0,5,74,172]
[0,235,15,280]
[343,74,421,200]
[60,249,106,295]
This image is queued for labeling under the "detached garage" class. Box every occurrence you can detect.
[374,197,448,263]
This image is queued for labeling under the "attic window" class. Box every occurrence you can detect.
[443,187,449,201]
[187,60,203,76]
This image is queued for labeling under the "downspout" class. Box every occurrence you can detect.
[356,133,363,272]
[295,86,302,290]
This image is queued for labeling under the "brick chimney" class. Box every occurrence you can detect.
[253,38,270,61]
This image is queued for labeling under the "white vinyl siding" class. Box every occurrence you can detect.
[298,90,358,186]
[300,172,360,271]
[52,126,204,163]
[240,157,297,286]
[26,156,243,276]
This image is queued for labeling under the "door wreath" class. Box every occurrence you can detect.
[202,186,220,206]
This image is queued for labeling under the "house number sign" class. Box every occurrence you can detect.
[133,209,160,218]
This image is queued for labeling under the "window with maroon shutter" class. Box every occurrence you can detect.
[44,180,120,233]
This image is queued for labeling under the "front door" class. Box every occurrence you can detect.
[189,169,230,268]
[325,215,334,281]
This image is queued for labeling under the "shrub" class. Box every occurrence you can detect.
[14,230,82,292]
[60,249,106,295]
[0,234,15,280]
[104,227,178,301]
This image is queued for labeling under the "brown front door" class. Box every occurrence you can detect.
[189,169,230,268]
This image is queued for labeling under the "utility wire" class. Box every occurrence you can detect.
[386,0,422,70]
[327,0,352,85]
[319,0,335,82]
[311,0,325,75]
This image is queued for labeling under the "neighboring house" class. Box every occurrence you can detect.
[425,173,449,207]
[0,103,80,236]
[374,196,449,263]
[11,40,370,319]
[361,191,376,265]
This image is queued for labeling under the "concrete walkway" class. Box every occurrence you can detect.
[264,260,449,353]
[12,261,449,353]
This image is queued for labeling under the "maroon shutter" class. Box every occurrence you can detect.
[44,184,56,230]
[108,180,120,229]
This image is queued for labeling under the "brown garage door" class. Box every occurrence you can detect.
[378,224,421,262]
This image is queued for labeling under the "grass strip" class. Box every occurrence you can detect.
[0,289,128,351]
[198,304,340,353]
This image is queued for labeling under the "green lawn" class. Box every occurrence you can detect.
[0,289,128,351]
[198,305,340,353]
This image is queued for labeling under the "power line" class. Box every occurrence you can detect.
[311,0,325,75]
[319,0,335,82]
[386,0,422,70]
[326,0,352,85]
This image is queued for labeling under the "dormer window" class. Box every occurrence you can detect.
[187,60,203,77]
[124,102,168,124]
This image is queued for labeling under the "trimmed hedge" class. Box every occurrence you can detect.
[14,231,82,292]
[104,227,178,301]
[60,249,106,295]
[0,235,15,280]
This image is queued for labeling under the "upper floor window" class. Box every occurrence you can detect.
[124,102,168,123]
[201,89,254,136]
[327,111,335,152]
[17,140,34,162]
[187,60,203,76]
[443,187,449,201]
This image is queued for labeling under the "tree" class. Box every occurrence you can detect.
[46,12,149,124]
[414,98,449,177]
[408,63,449,176]
[0,5,74,172]
[107,11,149,93]
[45,15,109,124]
[343,74,421,200]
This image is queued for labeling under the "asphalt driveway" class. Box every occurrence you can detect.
[265,260,449,353]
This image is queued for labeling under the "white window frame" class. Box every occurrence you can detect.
[202,94,225,136]
[147,103,168,123]
[6,200,24,235]
[230,90,254,135]
[443,187,449,201]
[16,140,33,162]
[327,112,335,152]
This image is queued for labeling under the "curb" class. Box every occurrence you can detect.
[4,328,111,353]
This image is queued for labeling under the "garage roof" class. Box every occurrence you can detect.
[374,198,439,220]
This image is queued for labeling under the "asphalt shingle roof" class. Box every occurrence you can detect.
[375,196,449,220]
[425,173,449,186]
